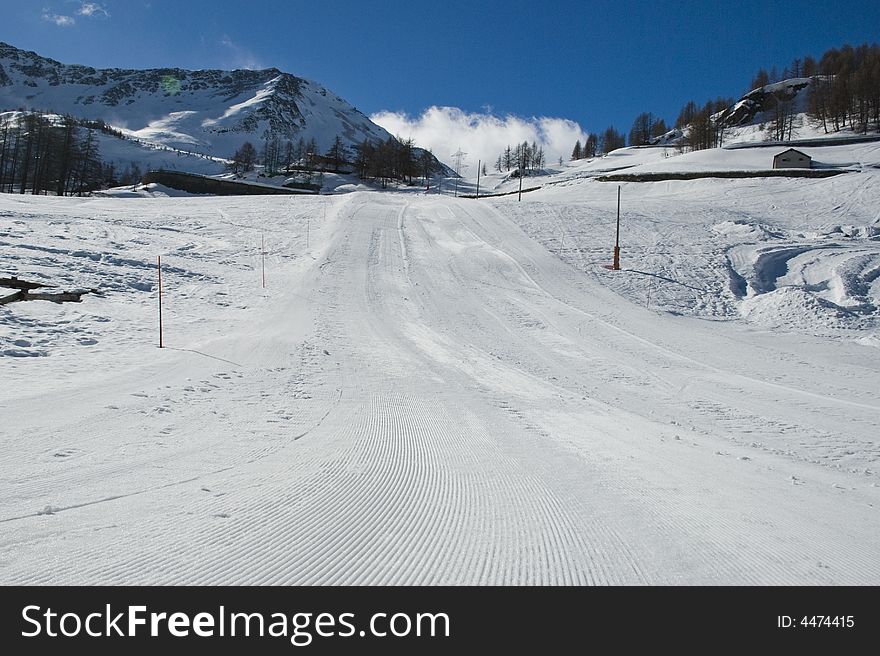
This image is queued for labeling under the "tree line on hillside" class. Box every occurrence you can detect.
[570,134,597,160]
[568,41,880,160]
[627,113,669,147]
[0,112,138,195]
[494,141,546,174]
[230,133,439,187]
[805,44,880,134]
[747,45,880,137]
[569,103,732,159]
[673,98,735,150]
[243,133,354,177]
[352,138,438,186]
[569,127,625,160]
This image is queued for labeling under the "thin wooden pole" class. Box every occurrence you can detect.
[261,233,266,288]
[518,165,523,202]
[476,159,480,198]
[157,255,164,348]
[613,185,621,270]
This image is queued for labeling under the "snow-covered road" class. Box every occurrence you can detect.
[2,190,879,584]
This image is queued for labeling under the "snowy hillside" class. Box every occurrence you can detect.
[719,78,813,128]
[715,78,828,145]
[0,42,394,160]
[648,76,878,148]
[2,132,879,583]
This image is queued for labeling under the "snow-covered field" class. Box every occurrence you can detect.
[1,152,879,583]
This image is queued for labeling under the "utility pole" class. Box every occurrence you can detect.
[157,255,164,348]
[613,185,621,270]
[476,159,481,199]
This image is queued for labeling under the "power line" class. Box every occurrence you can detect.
[451,148,467,197]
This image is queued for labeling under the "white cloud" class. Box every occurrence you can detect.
[76,2,109,18]
[371,106,589,171]
[220,36,264,71]
[41,11,76,26]
[41,3,108,26]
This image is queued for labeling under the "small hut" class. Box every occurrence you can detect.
[773,148,811,169]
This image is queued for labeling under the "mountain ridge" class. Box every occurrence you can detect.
[0,41,394,159]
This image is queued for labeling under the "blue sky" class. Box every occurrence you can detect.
[2,0,879,160]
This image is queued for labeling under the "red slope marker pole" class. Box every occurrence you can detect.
[157,255,164,348]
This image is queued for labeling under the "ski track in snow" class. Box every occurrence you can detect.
[1,176,879,584]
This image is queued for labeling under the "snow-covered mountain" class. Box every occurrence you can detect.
[0,41,395,160]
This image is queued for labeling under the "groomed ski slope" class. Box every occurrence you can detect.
[1,176,879,584]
